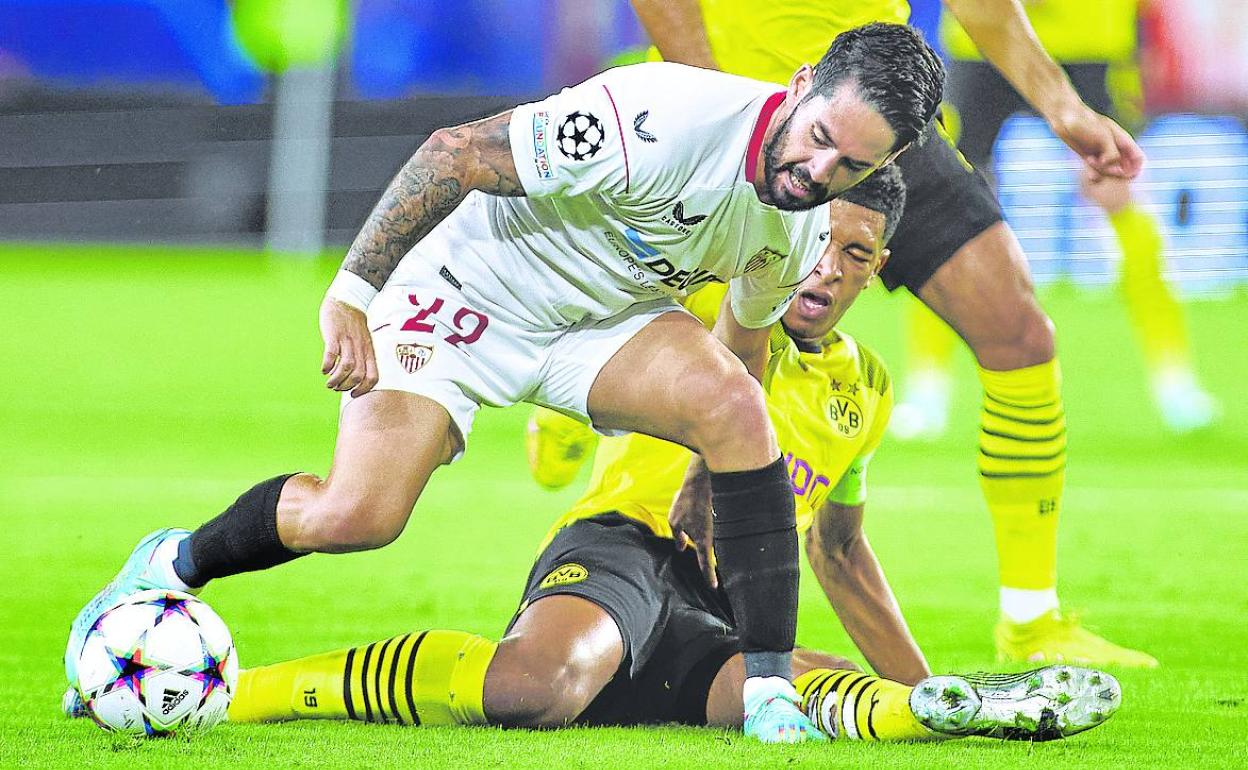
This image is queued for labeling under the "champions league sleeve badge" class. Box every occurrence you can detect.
[556,111,605,161]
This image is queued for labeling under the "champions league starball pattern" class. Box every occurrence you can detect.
[556,111,605,161]
[70,590,237,736]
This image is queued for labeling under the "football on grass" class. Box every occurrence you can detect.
[71,589,237,735]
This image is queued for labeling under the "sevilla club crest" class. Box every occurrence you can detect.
[395,343,433,374]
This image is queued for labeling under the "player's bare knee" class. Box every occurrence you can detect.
[489,672,590,728]
[1012,309,1056,366]
[485,631,610,727]
[972,304,1056,370]
[485,664,596,727]
[685,373,770,456]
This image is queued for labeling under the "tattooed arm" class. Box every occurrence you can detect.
[321,110,524,396]
[343,111,524,290]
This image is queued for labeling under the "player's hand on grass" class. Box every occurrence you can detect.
[670,456,718,588]
[319,297,379,398]
[1048,106,1144,181]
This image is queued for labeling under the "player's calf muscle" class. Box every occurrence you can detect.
[276,474,413,553]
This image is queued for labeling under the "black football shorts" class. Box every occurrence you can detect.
[507,513,740,726]
[880,117,1006,293]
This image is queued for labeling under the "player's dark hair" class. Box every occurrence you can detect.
[811,23,945,152]
[839,164,907,243]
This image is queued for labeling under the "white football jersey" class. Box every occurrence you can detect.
[391,62,831,330]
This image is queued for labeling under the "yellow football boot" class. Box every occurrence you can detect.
[996,611,1158,668]
[526,406,598,489]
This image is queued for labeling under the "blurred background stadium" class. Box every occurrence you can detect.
[1,0,1245,288]
[2,1,1245,767]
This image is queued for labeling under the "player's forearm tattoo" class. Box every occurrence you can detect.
[343,111,524,290]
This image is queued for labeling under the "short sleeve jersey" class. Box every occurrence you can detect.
[540,284,894,548]
[394,63,830,330]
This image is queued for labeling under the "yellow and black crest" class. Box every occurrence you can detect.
[539,563,589,589]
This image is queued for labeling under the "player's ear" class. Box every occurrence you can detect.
[789,64,815,101]
[875,247,891,276]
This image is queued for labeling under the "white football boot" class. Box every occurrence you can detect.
[909,665,1121,741]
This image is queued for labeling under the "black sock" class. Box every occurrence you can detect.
[710,456,798,680]
[173,474,304,588]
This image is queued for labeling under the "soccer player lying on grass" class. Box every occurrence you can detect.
[221,169,1122,742]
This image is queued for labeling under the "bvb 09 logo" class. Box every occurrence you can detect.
[830,395,863,438]
[540,563,588,589]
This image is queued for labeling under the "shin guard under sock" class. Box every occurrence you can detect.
[173,474,303,588]
[710,457,798,679]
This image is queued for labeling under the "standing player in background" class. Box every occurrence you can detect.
[894,0,1219,437]
[625,0,1156,667]
[67,24,945,744]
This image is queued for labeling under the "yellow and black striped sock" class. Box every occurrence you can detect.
[978,361,1066,595]
[227,630,496,726]
[795,669,936,741]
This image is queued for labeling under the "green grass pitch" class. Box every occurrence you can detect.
[1,244,1245,768]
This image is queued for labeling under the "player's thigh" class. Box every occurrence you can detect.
[703,648,860,728]
[574,306,772,463]
[917,221,1055,370]
[279,390,458,552]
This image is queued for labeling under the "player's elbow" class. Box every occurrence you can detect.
[414,127,475,182]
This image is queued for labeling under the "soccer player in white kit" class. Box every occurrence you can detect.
[68,23,944,743]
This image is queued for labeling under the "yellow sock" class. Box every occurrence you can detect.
[978,361,1065,594]
[227,630,496,726]
[795,669,936,741]
[1112,204,1191,372]
[905,294,958,377]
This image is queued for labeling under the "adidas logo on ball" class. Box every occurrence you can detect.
[161,688,188,716]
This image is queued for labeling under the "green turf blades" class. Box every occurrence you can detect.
[910,666,1121,741]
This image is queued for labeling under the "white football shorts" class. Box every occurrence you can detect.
[347,258,686,460]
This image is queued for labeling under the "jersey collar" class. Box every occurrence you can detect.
[745,91,787,185]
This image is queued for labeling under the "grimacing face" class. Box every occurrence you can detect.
[761,73,900,212]
[781,199,890,344]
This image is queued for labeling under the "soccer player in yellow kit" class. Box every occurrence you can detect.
[903,0,1219,436]
[225,167,1121,742]
[617,0,1157,668]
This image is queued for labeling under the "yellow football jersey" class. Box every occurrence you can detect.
[942,0,1137,63]
[542,286,893,546]
[649,0,912,85]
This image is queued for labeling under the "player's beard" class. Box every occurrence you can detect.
[763,110,831,211]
